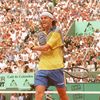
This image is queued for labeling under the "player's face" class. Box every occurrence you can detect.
[40,16,53,29]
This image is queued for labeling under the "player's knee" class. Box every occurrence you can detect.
[35,90,44,97]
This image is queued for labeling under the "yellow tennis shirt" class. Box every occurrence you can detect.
[38,31,64,70]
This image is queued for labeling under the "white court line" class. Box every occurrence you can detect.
[0,91,100,94]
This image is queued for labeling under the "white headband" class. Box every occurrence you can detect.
[40,12,54,19]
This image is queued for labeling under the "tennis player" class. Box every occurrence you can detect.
[31,11,69,100]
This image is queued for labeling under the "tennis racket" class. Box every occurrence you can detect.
[64,67,89,79]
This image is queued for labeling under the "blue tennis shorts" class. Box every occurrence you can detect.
[34,68,65,88]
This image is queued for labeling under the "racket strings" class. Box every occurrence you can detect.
[64,67,89,79]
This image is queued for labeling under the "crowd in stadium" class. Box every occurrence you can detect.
[0,0,100,83]
[0,93,33,100]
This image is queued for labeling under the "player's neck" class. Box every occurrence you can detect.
[44,25,52,34]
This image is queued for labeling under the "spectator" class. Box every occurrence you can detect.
[0,93,6,100]
[10,93,18,100]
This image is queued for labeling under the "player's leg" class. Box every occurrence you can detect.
[34,70,48,100]
[56,87,69,100]
[35,85,46,100]
[48,68,69,100]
